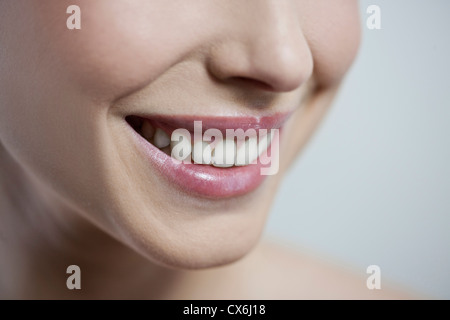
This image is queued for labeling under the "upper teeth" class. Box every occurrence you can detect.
[235,136,258,166]
[153,128,171,149]
[170,129,191,161]
[192,141,212,165]
[140,121,274,168]
[211,138,236,168]
[141,121,155,141]
[257,131,273,158]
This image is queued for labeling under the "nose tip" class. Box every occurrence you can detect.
[252,43,313,92]
[206,20,313,93]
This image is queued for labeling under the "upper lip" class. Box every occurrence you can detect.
[131,112,293,134]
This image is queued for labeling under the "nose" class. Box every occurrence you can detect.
[206,1,313,93]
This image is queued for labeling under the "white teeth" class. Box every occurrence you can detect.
[235,136,259,166]
[144,124,274,168]
[170,129,191,161]
[212,138,236,168]
[258,131,274,157]
[192,140,212,165]
[141,121,155,141]
[153,128,171,149]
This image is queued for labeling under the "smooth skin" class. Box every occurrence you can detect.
[0,0,407,298]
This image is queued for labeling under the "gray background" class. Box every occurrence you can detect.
[267,0,450,299]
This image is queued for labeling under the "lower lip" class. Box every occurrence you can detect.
[128,126,276,199]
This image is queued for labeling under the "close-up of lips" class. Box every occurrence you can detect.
[125,113,286,198]
[0,0,449,302]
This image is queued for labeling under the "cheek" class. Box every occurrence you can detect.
[33,0,208,102]
[302,0,361,87]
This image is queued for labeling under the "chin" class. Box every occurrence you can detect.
[110,200,270,269]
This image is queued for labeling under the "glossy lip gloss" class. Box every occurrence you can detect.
[127,113,290,199]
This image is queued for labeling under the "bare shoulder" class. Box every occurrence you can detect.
[241,240,416,299]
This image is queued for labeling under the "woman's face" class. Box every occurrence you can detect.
[0,0,360,268]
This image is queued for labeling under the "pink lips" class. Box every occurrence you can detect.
[128,113,290,198]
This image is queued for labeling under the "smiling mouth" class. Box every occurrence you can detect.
[125,113,290,198]
[126,115,279,167]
